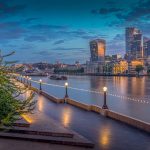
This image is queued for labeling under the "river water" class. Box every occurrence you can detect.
[30,75,150,123]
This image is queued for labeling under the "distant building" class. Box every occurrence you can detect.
[113,60,128,75]
[84,61,103,74]
[112,54,122,61]
[128,60,144,75]
[143,37,150,58]
[125,27,143,60]
[90,39,106,63]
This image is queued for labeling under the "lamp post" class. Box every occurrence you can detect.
[64,82,69,99]
[26,76,29,85]
[20,75,22,83]
[29,77,31,86]
[102,87,108,109]
[23,76,25,83]
[39,79,42,90]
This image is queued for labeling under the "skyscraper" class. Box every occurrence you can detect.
[143,37,150,58]
[125,27,142,60]
[90,39,106,63]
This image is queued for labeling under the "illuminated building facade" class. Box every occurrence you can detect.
[90,39,106,63]
[113,61,128,75]
[128,60,144,75]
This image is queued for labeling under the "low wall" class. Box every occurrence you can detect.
[66,99,91,111]
[107,110,150,133]
[28,85,64,103]
[40,91,64,103]
[91,105,103,113]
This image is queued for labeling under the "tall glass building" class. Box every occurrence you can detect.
[90,39,106,63]
[143,37,150,58]
[125,27,142,60]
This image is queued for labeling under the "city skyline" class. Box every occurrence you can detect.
[0,0,150,63]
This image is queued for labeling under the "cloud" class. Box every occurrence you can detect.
[92,8,123,15]
[0,2,26,17]
[24,35,48,42]
[116,0,150,22]
[33,51,50,56]
[0,22,27,41]
[52,47,86,51]
[53,40,65,45]
[107,34,125,55]
[25,17,39,23]
[29,24,69,31]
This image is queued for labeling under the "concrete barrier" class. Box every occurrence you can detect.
[66,99,91,111]
[107,110,150,133]
[39,91,64,103]
[91,105,102,113]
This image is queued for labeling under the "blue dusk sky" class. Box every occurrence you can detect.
[0,0,150,63]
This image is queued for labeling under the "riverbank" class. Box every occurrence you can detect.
[26,83,150,133]
[13,79,150,149]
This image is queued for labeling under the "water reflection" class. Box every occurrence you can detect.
[99,125,111,148]
[61,106,72,127]
[37,95,44,112]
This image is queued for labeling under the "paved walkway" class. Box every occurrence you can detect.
[34,94,150,150]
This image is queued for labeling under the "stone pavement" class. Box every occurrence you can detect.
[33,94,150,150]
[0,138,88,150]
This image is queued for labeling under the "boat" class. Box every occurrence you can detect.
[49,75,67,80]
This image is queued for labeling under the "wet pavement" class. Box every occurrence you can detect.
[34,94,150,150]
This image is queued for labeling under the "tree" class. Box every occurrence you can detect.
[135,65,144,76]
[0,51,35,126]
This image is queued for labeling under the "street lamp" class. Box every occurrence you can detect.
[64,82,69,99]
[23,76,26,83]
[26,76,29,85]
[102,87,108,109]
[29,77,32,86]
[39,79,42,90]
[20,75,22,83]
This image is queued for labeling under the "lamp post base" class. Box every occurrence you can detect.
[102,105,108,109]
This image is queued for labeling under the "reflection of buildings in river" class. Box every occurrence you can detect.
[61,107,72,128]
[113,76,128,95]
[99,125,111,149]
[130,77,145,96]
[89,76,107,105]
[89,76,107,90]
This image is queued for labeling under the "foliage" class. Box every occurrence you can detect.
[135,65,144,76]
[0,51,35,126]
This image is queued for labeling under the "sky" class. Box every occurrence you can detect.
[0,0,150,63]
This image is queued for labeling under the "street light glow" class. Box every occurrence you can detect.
[65,82,68,87]
[103,87,107,92]
[39,79,42,83]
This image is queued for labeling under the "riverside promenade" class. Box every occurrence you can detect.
[1,91,150,150]
[2,77,149,150]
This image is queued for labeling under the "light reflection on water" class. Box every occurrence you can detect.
[31,75,150,123]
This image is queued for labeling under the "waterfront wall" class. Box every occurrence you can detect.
[66,99,91,111]
[66,99,150,133]
[29,86,64,103]
[107,110,150,133]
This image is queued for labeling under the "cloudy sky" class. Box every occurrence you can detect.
[0,0,150,63]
